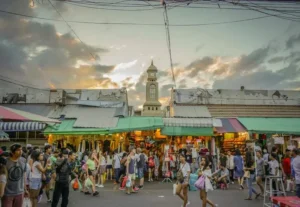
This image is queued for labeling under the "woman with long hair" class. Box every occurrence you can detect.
[30,151,46,207]
[106,152,113,181]
[197,157,216,207]
[256,151,264,195]
[148,151,155,182]
[85,152,98,196]
[176,154,190,207]
[234,149,244,190]
[244,155,260,200]
[96,151,106,188]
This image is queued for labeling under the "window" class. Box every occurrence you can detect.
[150,85,156,99]
[156,107,158,110]
[148,107,150,110]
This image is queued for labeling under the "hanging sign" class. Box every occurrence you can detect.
[274,137,284,145]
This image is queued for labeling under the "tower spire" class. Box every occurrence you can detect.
[151,59,153,66]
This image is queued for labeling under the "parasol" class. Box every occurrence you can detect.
[0,106,60,123]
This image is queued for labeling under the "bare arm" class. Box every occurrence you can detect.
[0,176,6,198]
[36,163,46,173]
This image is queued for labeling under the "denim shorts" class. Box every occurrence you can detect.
[30,178,42,190]
[137,168,144,179]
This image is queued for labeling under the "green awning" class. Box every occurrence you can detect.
[161,126,213,136]
[238,118,300,135]
[110,117,164,133]
[44,119,109,135]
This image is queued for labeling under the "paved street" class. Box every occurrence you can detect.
[39,181,268,207]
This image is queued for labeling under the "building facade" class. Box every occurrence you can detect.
[141,61,164,117]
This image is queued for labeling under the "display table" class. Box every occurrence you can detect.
[271,196,300,207]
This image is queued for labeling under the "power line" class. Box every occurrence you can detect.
[0,9,271,26]
[162,0,176,87]
[0,75,49,91]
[47,0,98,61]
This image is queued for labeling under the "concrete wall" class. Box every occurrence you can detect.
[172,88,300,106]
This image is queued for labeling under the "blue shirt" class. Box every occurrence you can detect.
[292,157,295,178]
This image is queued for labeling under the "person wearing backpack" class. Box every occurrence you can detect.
[51,151,78,207]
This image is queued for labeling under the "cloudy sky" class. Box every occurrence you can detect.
[0,0,300,109]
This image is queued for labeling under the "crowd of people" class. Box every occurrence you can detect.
[0,143,298,207]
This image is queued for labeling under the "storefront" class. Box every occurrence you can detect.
[44,117,165,153]
[214,118,249,155]
[238,117,300,153]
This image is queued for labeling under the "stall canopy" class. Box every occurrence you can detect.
[215,118,247,133]
[238,118,300,135]
[109,117,164,133]
[0,130,9,141]
[0,106,60,123]
[161,126,213,136]
[0,122,46,132]
[44,119,109,135]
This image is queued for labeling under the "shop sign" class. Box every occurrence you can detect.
[274,137,284,145]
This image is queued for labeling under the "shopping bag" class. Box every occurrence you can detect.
[126,176,131,188]
[195,175,205,190]
[85,178,93,188]
[173,183,177,196]
[286,179,294,192]
[72,178,79,191]
[23,197,32,207]
[121,176,127,188]
[189,173,198,191]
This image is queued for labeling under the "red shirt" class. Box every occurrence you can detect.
[282,157,291,175]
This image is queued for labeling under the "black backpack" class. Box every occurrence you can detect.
[137,154,145,169]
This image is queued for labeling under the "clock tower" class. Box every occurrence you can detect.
[142,60,164,117]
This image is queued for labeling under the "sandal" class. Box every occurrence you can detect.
[255,193,261,199]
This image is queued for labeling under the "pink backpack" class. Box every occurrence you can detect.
[194,176,205,190]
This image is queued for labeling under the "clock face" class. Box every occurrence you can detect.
[150,73,155,77]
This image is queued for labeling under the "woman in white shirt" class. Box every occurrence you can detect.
[176,154,190,207]
[30,151,46,207]
[96,151,106,188]
[197,157,216,207]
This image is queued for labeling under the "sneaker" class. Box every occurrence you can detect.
[47,199,52,203]
[134,187,139,191]
[95,184,100,187]
[85,192,91,195]
[37,195,43,203]
[93,191,99,196]
[99,185,104,188]
[119,187,125,191]
[138,185,143,189]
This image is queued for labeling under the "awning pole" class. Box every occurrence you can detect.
[26,131,29,145]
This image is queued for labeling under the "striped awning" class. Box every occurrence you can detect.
[215,118,247,133]
[0,122,46,132]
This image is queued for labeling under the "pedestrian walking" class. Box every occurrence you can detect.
[136,148,147,189]
[176,154,190,207]
[256,151,264,195]
[226,151,234,184]
[29,151,46,207]
[52,151,81,207]
[126,147,138,195]
[233,149,244,190]
[197,157,216,207]
[291,148,300,197]
[96,151,106,188]
[2,144,28,207]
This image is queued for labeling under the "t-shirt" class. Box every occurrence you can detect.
[282,157,291,175]
[0,174,7,184]
[256,158,264,176]
[86,159,96,171]
[179,162,190,177]
[113,153,121,169]
[5,158,26,196]
[269,159,279,176]
[185,154,192,164]
[292,155,300,184]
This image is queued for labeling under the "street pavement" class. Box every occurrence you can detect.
[38,180,276,207]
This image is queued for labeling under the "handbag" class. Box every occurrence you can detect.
[176,163,186,183]
[195,175,205,190]
[244,170,250,178]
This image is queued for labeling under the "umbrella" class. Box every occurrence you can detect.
[0,106,60,123]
